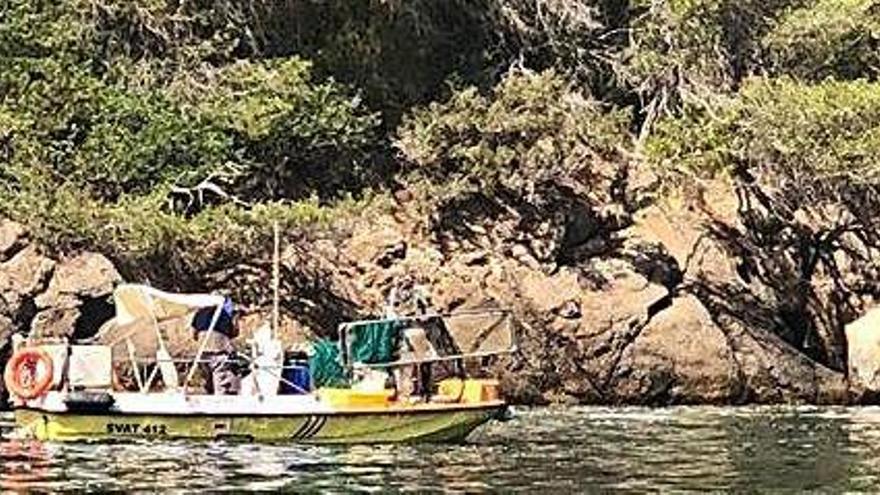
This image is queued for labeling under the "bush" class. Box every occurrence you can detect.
[187,59,381,201]
[0,175,339,280]
[764,0,880,81]
[623,0,804,118]
[1,58,380,204]
[646,77,880,182]
[396,69,629,195]
[0,1,384,283]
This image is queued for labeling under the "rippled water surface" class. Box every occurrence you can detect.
[4,406,880,492]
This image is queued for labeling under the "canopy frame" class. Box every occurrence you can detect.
[96,284,227,394]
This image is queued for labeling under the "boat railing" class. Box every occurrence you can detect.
[338,308,518,372]
[343,348,516,370]
[27,307,516,397]
[119,354,312,394]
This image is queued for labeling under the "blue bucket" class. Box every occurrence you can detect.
[280,359,311,394]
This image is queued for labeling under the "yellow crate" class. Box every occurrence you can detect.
[317,387,394,408]
[463,379,500,403]
[437,379,500,404]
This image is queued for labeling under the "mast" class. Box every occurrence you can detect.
[272,220,280,340]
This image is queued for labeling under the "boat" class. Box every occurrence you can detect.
[4,284,516,443]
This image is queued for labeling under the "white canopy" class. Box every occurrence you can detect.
[95,284,227,361]
[112,284,225,326]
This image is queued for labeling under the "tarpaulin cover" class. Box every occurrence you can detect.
[349,320,401,364]
[308,320,401,387]
[309,339,348,387]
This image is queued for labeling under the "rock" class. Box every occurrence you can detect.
[0,246,56,299]
[576,258,670,337]
[0,314,12,348]
[620,239,683,290]
[0,219,25,262]
[542,389,580,406]
[26,253,120,340]
[556,300,582,320]
[468,224,487,235]
[608,295,740,404]
[844,307,880,400]
[510,244,529,260]
[345,223,406,269]
[627,198,740,285]
[0,245,55,322]
[375,241,407,268]
[597,204,632,232]
[36,252,121,307]
[518,268,581,314]
[461,250,489,266]
[393,188,414,203]
[728,320,848,404]
[505,258,671,404]
[30,307,81,339]
[0,169,862,409]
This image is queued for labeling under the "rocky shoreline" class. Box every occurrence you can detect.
[0,175,869,407]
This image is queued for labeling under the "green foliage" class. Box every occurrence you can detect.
[396,69,629,194]
[71,86,231,200]
[8,0,880,303]
[764,0,880,81]
[255,0,493,118]
[246,0,630,118]
[0,174,338,277]
[0,1,88,59]
[189,60,381,201]
[646,77,880,182]
[624,0,805,117]
[0,0,383,283]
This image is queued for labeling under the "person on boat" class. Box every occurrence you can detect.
[191,297,241,395]
[388,279,456,401]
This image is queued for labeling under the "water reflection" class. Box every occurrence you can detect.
[4,407,880,492]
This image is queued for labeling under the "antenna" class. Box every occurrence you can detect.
[272,220,280,340]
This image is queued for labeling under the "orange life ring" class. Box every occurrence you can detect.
[3,347,54,400]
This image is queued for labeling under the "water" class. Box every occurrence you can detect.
[3,406,880,492]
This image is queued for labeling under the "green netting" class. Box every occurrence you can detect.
[350,320,401,364]
[307,320,401,388]
[309,339,348,387]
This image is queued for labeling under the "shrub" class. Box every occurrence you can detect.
[0,1,383,281]
[1,58,380,204]
[0,175,338,281]
[396,69,629,195]
[186,59,381,201]
[646,77,880,182]
[764,0,880,81]
[623,0,805,120]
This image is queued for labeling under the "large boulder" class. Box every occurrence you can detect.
[628,198,740,286]
[36,252,121,305]
[844,307,880,401]
[344,221,408,271]
[30,252,121,339]
[0,245,56,324]
[729,320,848,404]
[0,219,26,262]
[501,257,672,404]
[594,293,848,405]
[609,295,740,404]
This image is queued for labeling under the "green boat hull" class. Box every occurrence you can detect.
[13,404,505,444]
